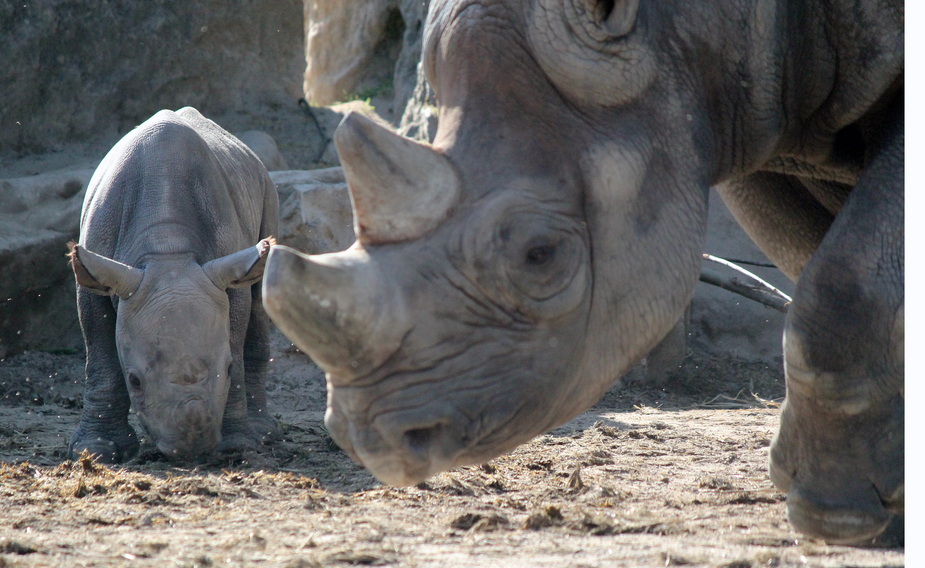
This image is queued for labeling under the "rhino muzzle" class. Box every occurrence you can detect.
[263,244,480,485]
[144,398,223,460]
[326,403,472,486]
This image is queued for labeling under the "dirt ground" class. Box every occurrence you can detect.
[0,99,905,567]
[0,325,905,568]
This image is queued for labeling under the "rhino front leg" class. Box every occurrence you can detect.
[69,289,139,462]
[769,113,904,544]
[217,287,261,453]
[244,283,280,442]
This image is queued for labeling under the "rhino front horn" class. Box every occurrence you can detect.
[262,245,411,384]
[334,111,462,245]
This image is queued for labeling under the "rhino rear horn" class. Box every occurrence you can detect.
[334,112,461,245]
[68,242,144,300]
[203,237,276,290]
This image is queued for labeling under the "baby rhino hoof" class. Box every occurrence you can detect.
[216,431,260,455]
[249,414,282,443]
[216,416,280,457]
[68,426,140,463]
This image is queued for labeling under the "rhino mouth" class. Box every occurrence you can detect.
[325,368,543,487]
[137,397,224,460]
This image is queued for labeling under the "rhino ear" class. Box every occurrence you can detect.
[203,237,276,290]
[589,0,638,36]
[334,111,461,245]
[68,241,144,299]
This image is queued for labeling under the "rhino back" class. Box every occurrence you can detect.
[79,108,277,266]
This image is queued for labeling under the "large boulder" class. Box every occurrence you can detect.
[236,130,290,172]
[301,0,432,127]
[302,0,404,106]
[0,167,96,358]
[0,0,304,153]
[272,168,354,255]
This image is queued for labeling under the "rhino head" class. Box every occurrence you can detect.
[264,0,716,486]
[70,239,273,459]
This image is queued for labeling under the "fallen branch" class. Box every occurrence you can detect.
[690,390,783,410]
[699,254,792,313]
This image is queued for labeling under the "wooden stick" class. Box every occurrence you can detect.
[699,254,792,313]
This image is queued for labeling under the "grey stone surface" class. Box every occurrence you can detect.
[272,168,355,255]
[1,0,304,153]
[236,131,290,172]
[397,61,439,143]
[0,167,96,358]
[302,0,403,106]
[302,0,432,130]
[393,0,432,126]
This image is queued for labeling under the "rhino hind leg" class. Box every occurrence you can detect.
[69,289,139,463]
[769,114,904,544]
[243,282,281,443]
[715,171,834,283]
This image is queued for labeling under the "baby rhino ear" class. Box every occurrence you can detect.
[203,237,276,290]
[68,241,144,299]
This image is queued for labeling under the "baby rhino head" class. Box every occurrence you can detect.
[69,239,273,460]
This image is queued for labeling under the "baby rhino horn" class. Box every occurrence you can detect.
[334,112,461,245]
[68,242,143,300]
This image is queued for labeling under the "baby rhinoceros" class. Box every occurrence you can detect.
[68,107,280,462]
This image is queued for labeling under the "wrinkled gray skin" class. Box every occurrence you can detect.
[263,0,902,544]
[70,107,280,462]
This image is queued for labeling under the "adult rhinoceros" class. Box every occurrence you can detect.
[263,0,903,544]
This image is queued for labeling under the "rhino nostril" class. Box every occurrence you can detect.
[403,424,443,455]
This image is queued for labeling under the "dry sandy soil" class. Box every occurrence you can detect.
[0,325,905,568]
[0,99,905,567]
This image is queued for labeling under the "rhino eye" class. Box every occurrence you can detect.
[526,243,556,266]
[127,373,143,392]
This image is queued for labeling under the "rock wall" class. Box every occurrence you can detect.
[0,167,96,358]
[0,0,304,153]
[302,0,405,106]
[274,168,354,255]
[302,0,433,136]
[392,0,432,127]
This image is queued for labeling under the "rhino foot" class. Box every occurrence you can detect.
[249,413,282,443]
[216,426,260,455]
[769,391,903,545]
[68,423,140,463]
